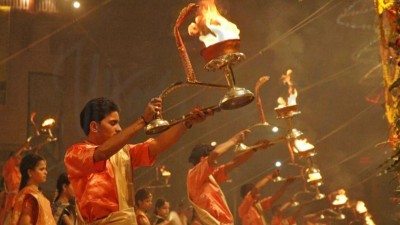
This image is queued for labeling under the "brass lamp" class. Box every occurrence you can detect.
[41,118,57,141]
[201,39,254,110]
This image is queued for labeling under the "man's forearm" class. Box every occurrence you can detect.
[94,117,146,162]
[149,122,188,157]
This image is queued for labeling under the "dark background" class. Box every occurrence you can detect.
[0,0,397,224]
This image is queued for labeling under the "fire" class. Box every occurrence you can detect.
[294,138,314,153]
[332,189,348,206]
[188,0,240,47]
[276,69,298,108]
[306,168,322,183]
[41,118,56,128]
[356,201,368,214]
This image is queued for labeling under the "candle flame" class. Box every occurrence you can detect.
[188,0,240,47]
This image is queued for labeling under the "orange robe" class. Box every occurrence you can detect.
[271,215,296,225]
[187,158,233,225]
[64,140,156,223]
[238,193,272,225]
[11,185,56,225]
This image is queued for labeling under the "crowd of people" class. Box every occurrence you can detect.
[0,96,350,225]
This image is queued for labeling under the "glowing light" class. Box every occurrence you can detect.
[306,167,322,185]
[210,141,217,146]
[73,1,80,9]
[272,126,279,133]
[275,161,282,167]
[356,201,368,214]
[332,190,348,206]
[294,138,314,152]
[41,118,56,128]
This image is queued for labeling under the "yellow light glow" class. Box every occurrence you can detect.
[73,1,80,9]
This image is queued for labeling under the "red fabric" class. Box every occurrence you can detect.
[0,156,21,224]
[64,140,156,222]
[2,157,21,193]
[187,157,233,224]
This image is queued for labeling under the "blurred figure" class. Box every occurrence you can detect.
[52,173,75,225]
[11,153,56,225]
[64,97,211,224]
[153,198,170,225]
[347,201,376,225]
[270,201,300,225]
[189,209,202,225]
[135,188,153,225]
[187,129,272,225]
[169,200,192,225]
[238,170,295,225]
[0,142,30,225]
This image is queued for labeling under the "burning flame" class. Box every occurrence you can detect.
[294,138,314,153]
[276,69,298,108]
[306,169,322,183]
[160,166,171,177]
[332,189,348,206]
[42,118,56,128]
[188,0,240,47]
[356,201,368,214]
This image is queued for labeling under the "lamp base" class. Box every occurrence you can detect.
[274,104,301,119]
[219,87,254,110]
[144,119,171,135]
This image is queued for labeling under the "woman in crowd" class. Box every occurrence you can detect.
[135,188,153,225]
[153,198,170,225]
[11,153,56,225]
[52,173,75,225]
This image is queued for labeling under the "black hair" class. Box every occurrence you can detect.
[54,173,70,202]
[240,183,255,198]
[135,188,152,206]
[19,154,45,191]
[154,198,169,215]
[80,97,120,136]
[188,144,215,166]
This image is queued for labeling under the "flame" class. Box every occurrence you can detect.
[42,118,56,128]
[294,138,314,153]
[276,69,298,108]
[161,170,171,177]
[356,201,368,214]
[306,170,322,183]
[332,190,348,206]
[188,0,240,47]
[159,166,171,177]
